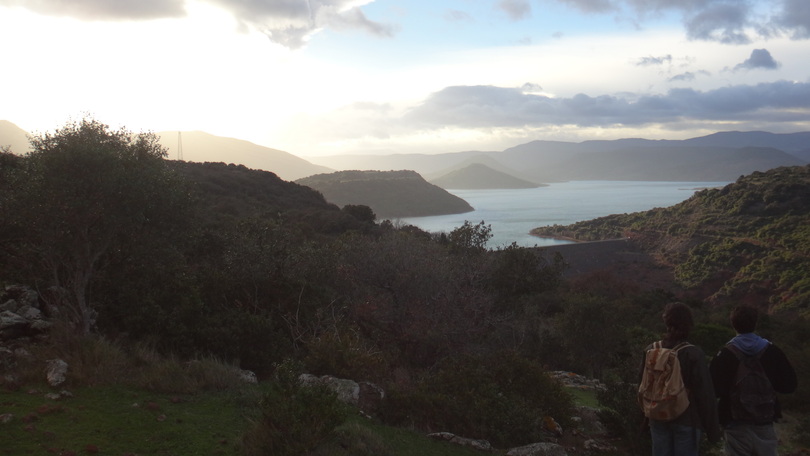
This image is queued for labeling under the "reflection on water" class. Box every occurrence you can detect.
[400,180,729,248]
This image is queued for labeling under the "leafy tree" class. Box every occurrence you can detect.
[447,220,492,254]
[3,117,190,334]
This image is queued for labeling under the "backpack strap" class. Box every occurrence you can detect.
[726,343,769,360]
[672,342,692,352]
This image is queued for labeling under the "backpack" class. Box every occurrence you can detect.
[638,341,692,421]
[726,344,776,422]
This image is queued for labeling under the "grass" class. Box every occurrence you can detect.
[0,384,492,456]
[0,385,256,455]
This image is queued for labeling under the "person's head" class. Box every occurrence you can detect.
[730,305,758,334]
[662,302,693,342]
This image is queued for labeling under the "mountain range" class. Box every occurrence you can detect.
[3,119,809,185]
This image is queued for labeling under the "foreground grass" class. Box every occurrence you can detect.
[0,385,253,455]
[0,384,488,456]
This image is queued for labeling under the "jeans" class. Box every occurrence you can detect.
[650,420,702,456]
[723,423,778,456]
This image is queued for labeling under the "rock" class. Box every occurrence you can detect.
[46,359,68,386]
[506,442,568,456]
[0,299,18,313]
[320,376,360,405]
[0,413,13,424]
[238,369,257,384]
[0,311,27,329]
[298,374,385,415]
[428,432,492,451]
[358,381,385,415]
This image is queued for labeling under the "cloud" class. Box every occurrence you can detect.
[636,54,673,66]
[0,0,393,49]
[496,0,532,20]
[0,0,186,20]
[444,9,473,22]
[668,70,710,82]
[774,0,810,39]
[682,2,752,44]
[555,0,810,44]
[402,80,810,129]
[733,48,780,71]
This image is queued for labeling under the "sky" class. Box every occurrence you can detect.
[1,0,809,157]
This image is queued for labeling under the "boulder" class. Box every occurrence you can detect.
[428,432,492,451]
[46,359,68,386]
[506,442,568,456]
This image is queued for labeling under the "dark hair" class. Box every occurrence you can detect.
[730,306,758,334]
[662,302,693,343]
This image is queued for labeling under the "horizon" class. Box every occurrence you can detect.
[1,0,809,157]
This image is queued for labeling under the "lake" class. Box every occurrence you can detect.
[400,180,729,248]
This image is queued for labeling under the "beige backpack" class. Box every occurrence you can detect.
[638,341,692,421]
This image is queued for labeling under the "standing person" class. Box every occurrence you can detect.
[640,302,722,456]
[710,305,797,456]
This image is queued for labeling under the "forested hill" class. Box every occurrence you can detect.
[169,161,374,234]
[296,170,474,218]
[532,165,810,313]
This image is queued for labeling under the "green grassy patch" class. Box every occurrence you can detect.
[0,385,256,455]
[567,387,601,409]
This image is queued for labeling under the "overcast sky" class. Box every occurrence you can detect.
[1,0,809,156]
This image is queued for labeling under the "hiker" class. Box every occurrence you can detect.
[709,305,797,456]
[639,302,722,456]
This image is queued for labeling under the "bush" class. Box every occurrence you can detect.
[240,360,349,456]
[381,352,574,448]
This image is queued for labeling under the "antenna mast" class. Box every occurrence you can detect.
[177,131,183,161]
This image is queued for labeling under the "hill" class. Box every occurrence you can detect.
[531,164,810,313]
[157,131,332,181]
[309,131,809,182]
[296,170,474,218]
[0,120,31,153]
[429,163,541,189]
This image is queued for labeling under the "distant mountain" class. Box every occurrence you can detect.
[310,131,810,182]
[0,120,31,153]
[430,163,541,189]
[296,170,474,218]
[157,131,332,181]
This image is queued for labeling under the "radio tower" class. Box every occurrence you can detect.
[177,131,183,161]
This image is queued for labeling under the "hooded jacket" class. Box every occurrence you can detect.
[709,333,797,426]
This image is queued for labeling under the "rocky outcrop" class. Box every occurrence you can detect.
[0,285,52,341]
[428,432,492,451]
[299,374,385,416]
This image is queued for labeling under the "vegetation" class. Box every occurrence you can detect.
[296,169,474,218]
[532,165,810,313]
[2,118,810,455]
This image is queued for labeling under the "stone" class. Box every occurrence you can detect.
[0,300,18,313]
[46,359,68,386]
[506,442,568,456]
[0,311,27,329]
[238,369,257,384]
[428,432,492,451]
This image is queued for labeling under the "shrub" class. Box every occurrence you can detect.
[240,359,349,456]
[381,352,574,448]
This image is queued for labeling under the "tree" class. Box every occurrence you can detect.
[4,117,190,334]
[447,220,492,254]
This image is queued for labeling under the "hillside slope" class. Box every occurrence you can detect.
[531,165,810,312]
[296,170,474,218]
[158,131,332,181]
[430,163,541,189]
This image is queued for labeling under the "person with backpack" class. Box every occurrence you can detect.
[709,305,797,456]
[639,302,722,456]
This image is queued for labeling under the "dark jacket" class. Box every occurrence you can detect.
[709,337,797,426]
[640,339,723,442]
